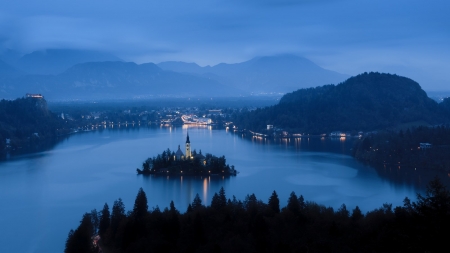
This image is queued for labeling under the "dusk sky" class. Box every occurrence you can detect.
[1,0,449,90]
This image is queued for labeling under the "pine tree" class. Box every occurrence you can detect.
[287,192,300,215]
[192,193,203,209]
[268,190,280,213]
[110,198,126,239]
[218,187,227,209]
[99,203,110,237]
[132,187,148,220]
[64,213,95,253]
[351,206,363,221]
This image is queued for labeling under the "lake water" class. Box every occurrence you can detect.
[0,126,418,253]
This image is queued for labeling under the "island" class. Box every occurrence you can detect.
[137,133,237,176]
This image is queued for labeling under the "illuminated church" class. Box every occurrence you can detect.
[175,132,192,160]
[174,132,205,162]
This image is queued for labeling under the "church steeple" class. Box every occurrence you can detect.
[185,132,191,158]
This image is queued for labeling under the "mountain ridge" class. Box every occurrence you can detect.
[15,49,123,75]
[0,61,242,100]
[158,54,349,93]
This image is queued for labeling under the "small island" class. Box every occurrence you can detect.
[137,133,237,176]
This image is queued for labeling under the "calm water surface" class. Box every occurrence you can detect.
[0,126,418,253]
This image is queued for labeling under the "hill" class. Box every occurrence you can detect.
[158,54,349,94]
[233,72,449,134]
[0,96,69,152]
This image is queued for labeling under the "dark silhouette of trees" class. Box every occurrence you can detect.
[132,187,148,220]
[192,193,203,210]
[64,213,96,253]
[286,191,300,215]
[0,97,72,157]
[268,190,280,213]
[108,198,126,247]
[98,203,110,237]
[352,126,450,188]
[211,187,227,210]
[351,206,363,221]
[66,180,450,253]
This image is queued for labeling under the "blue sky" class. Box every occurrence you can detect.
[1,0,449,90]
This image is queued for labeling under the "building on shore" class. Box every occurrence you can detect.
[26,93,44,98]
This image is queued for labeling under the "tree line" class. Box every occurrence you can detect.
[65,178,450,253]
[352,125,450,188]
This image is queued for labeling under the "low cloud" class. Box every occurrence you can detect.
[0,0,449,90]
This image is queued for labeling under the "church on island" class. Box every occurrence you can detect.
[174,132,207,163]
[137,132,237,176]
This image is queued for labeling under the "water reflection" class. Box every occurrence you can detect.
[141,174,231,209]
[240,133,357,156]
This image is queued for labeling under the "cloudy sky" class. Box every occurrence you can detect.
[0,0,449,90]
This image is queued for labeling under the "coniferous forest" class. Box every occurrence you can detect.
[0,96,71,153]
[65,179,450,253]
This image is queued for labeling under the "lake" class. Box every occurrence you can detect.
[0,125,418,253]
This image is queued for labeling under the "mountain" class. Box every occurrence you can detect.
[1,52,348,100]
[158,54,349,93]
[233,72,449,134]
[0,49,22,66]
[0,61,241,100]
[0,59,23,78]
[16,49,123,75]
[157,61,208,75]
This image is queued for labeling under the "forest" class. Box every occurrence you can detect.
[0,96,71,152]
[352,125,450,188]
[232,72,450,134]
[65,179,450,253]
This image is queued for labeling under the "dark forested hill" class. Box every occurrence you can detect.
[0,96,69,152]
[233,72,449,134]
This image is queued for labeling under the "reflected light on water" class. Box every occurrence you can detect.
[203,177,209,202]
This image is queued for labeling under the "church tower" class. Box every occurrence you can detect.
[185,132,191,158]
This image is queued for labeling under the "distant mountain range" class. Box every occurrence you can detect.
[158,54,349,94]
[0,49,349,100]
[0,61,237,100]
[233,72,450,134]
[1,49,122,75]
